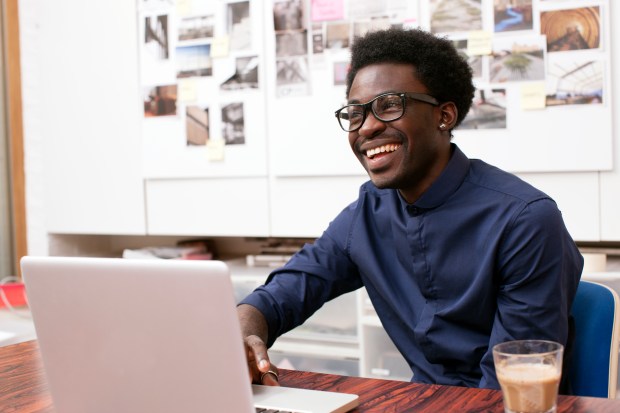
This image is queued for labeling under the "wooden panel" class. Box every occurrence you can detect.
[5,0,27,276]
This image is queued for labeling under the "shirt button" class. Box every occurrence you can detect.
[407,206,421,216]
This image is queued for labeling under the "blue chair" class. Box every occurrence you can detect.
[569,280,620,398]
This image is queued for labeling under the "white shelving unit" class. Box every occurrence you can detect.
[356,289,412,381]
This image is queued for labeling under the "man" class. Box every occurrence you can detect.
[238,28,583,390]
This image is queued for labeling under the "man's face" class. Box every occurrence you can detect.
[347,63,452,203]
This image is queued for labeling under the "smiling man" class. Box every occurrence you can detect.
[238,28,583,391]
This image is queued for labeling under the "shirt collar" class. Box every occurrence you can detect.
[399,143,470,210]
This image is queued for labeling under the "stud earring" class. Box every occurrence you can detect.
[439,123,446,130]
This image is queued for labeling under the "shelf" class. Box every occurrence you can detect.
[271,338,360,360]
[361,315,384,328]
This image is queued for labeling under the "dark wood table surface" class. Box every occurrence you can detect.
[2,340,620,412]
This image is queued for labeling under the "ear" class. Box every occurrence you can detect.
[437,102,458,131]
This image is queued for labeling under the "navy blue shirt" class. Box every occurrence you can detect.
[241,144,583,388]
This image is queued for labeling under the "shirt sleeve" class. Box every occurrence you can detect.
[239,201,364,347]
[478,198,583,389]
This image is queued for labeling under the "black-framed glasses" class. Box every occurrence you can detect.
[334,92,439,132]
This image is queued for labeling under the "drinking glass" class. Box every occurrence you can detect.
[493,340,564,413]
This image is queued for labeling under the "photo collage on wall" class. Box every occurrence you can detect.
[138,0,261,152]
[273,0,419,97]
[270,0,606,133]
[136,0,609,175]
[465,0,604,130]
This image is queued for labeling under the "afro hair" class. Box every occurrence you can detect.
[346,28,475,126]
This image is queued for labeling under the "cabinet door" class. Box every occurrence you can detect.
[39,0,145,234]
[270,176,368,237]
[146,178,270,236]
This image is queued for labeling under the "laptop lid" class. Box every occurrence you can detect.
[21,256,358,413]
[22,256,254,413]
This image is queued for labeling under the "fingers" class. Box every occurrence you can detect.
[244,335,280,386]
[246,335,270,371]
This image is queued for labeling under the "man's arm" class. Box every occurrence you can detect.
[479,199,583,389]
[236,198,363,385]
[237,304,279,386]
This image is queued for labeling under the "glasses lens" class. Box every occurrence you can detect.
[372,94,404,121]
[338,105,365,132]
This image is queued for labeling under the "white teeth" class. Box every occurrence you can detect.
[366,144,401,158]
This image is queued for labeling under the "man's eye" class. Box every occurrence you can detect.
[349,110,364,119]
[379,99,402,111]
[377,98,403,112]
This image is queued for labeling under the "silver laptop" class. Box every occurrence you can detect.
[21,256,359,413]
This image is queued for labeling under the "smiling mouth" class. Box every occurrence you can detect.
[366,144,402,159]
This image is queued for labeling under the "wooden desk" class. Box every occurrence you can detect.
[2,340,620,412]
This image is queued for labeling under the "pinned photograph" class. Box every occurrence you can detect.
[459,88,507,130]
[143,84,177,117]
[221,102,246,145]
[430,0,482,34]
[220,56,259,91]
[348,1,393,20]
[186,105,210,146]
[312,23,325,54]
[144,15,170,60]
[228,1,252,50]
[326,22,350,49]
[453,39,483,80]
[541,6,600,52]
[494,0,533,33]
[178,15,215,41]
[276,30,308,57]
[176,44,213,78]
[353,16,391,40]
[274,0,305,31]
[276,56,310,97]
[490,35,546,83]
[546,56,603,106]
[333,61,349,86]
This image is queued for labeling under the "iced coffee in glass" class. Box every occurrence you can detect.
[493,340,563,413]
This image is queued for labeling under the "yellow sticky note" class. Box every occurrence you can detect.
[177,78,197,103]
[467,31,493,56]
[206,138,226,162]
[177,0,192,16]
[210,36,230,58]
[520,82,546,110]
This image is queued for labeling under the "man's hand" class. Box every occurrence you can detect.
[237,304,280,386]
[243,334,280,386]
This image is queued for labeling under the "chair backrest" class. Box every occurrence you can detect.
[569,280,620,398]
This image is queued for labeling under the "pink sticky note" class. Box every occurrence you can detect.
[311,0,344,22]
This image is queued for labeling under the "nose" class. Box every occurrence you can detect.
[357,110,386,137]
